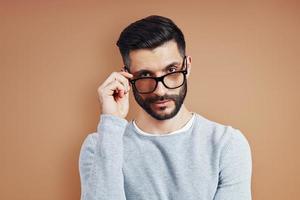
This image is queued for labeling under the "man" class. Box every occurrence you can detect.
[79,15,252,200]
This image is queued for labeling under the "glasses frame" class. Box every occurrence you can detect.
[124,56,187,94]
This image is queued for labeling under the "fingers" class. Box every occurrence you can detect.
[102,71,133,92]
[98,70,133,100]
[120,71,133,79]
[106,79,127,97]
[98,79,125,101]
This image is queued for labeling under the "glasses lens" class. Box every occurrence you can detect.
[135,78,157,93]
[164,72,185,88]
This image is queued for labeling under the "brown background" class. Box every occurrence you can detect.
[1,0,299,199]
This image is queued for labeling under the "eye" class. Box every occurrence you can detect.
[168,66,177,73]
[140,72,151,77]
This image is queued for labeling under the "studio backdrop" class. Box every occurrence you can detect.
[1,1,299,200]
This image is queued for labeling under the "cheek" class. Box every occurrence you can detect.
[169,88,182,95]
[135,92,150,101]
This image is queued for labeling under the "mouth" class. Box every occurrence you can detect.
[153,99,172,106]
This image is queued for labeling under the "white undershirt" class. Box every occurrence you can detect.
[132,112,195,137]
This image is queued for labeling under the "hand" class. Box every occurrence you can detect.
[97,69,133,119]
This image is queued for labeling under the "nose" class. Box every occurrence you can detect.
[153,81,167,96]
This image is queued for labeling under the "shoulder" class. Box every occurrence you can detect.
[193,112,251,152]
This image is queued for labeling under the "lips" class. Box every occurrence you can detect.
[153,99,172,107]
[155,100,170,104]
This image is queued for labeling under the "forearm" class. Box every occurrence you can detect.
[213,128,252,200]
[79,114,128,200]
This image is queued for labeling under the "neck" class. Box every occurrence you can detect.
[134,105,193,135]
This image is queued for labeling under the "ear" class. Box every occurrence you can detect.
[123,66,129,72]
[186,55,192,78]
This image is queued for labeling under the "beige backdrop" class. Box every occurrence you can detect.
[1,0,299,199]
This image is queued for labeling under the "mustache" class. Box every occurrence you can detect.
[146,94,178,103]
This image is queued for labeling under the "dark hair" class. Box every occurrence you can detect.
[116,15,186,69]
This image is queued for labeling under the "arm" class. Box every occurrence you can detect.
[214,128,252,200]
[79,114,128,200]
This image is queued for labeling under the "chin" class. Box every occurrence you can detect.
[149,105,180,121]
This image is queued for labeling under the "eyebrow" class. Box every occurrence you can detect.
[133,61,182,76]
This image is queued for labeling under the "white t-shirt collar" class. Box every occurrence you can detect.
[132,113,195,137]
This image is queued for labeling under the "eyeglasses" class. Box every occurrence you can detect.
[125,56,187,94]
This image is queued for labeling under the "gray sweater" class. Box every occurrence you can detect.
[79,113,252,200]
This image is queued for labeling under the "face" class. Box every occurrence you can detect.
[128,40,191,121]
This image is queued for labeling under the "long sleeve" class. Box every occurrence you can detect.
[79,114,128,200]
[213,128,252,200]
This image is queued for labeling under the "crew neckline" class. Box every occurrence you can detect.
[132,112,195,137]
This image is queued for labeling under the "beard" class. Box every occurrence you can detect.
[132,81,187,120]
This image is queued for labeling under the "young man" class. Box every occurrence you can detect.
[79,15,252,200]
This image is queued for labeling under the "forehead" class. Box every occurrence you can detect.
[129,40,183,72]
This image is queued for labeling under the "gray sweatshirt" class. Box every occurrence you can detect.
[79,112,252,200]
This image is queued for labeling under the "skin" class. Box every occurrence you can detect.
[97,39,193,135]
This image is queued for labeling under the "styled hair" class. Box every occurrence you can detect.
[116,15,186,69]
